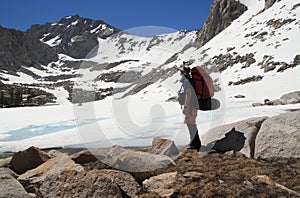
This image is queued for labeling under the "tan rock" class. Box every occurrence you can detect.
[98,169,142,197]
[143,172,179,198]
[39,170,122,198]
[0,156,12,168]
[151,138,179,158]
[18,153,84,192]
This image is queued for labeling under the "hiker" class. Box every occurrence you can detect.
[178,65,201,152]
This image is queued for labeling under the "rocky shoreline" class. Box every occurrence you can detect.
[1,110,299,197]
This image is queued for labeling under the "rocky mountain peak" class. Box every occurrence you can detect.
[27,14,120,59]
[0,26,58,73]
[196,0,248,47]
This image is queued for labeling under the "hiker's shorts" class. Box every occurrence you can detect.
[184,108,198,125]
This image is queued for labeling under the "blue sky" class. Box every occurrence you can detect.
[0,0,214,32]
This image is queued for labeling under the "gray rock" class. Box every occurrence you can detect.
[255,111,300,158]
[39,170,122,198]
[0,26,58,73]
[252,102,264,107]
[264,0,277,10]
[143,172,179,198]
[280,91,300,104]
[71,149,107,164]
[0,168,30,198]
[150,138,179,158]
[201,117,268,158]
[234,94,246,98]
[272,99,285,106]
[105,145,175,182]
[10,146,50,175]
[264,65,276,72]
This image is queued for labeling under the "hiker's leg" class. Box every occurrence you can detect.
[187,124,201,148]
[184,108,200,151]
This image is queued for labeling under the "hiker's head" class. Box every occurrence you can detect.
[178,65,190,76]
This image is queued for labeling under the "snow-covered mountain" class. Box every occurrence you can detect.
[26,14,120,59]
[1,0,299,107]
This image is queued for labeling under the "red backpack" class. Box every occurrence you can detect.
[190,66,214,99]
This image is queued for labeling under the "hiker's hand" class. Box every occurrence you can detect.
[183,106,191,115]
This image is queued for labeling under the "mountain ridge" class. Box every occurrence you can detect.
[0,0,299,107]
[26,14,121,59]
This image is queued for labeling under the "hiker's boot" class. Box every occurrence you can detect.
[187,124,201,152]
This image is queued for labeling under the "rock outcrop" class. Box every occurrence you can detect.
[252,91,300,107]
[201,117,268,158]
[104,145,175,182]
[27,14,120,59]
[197,0,248,46]
[264,0,277,10]
[255,110,300,158]
[0,25,58,73]
[0,132,299,197]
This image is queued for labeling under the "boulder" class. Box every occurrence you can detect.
[98,169,142,197]
[280,91,300,104]
[201,117,268,158]
[272,99,285,106]
[104,145,175,182]
[9,146,50,174]
[255,111,300,158]
[39,170,122,198]
[18,153,84,193]
[150,138,179,158]
[0,168,30,198]
[143,172,179,198]
[71,149,107,164]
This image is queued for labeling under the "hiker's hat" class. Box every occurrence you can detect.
[177,62,190,73]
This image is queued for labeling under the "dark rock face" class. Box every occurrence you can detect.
[0,83,56,108]
[264,0,277,10]
[0,26,58,73]
[27,14,120,59]
[9,146,50,175]
[197,0,248,46]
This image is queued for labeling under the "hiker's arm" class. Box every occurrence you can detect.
[184,88,192,108]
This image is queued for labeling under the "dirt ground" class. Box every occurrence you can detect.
[152,150,300,197]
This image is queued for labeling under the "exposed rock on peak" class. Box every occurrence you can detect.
[197,0,248,46]
[264,0,278,10]
[0,26,58,73]
[27,14,120,59]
